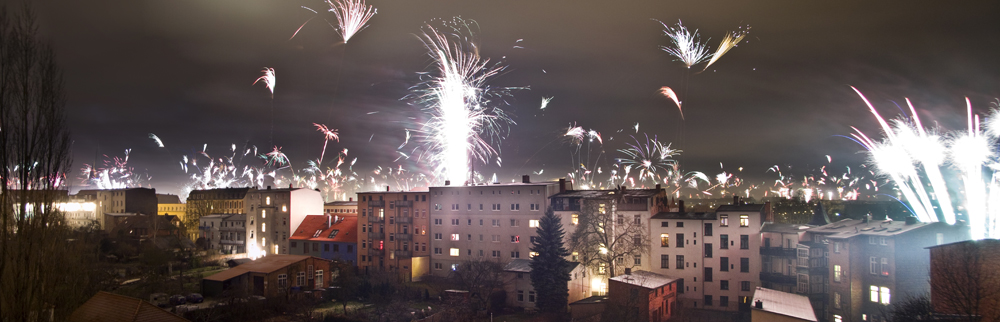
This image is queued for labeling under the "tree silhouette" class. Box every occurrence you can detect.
[530,206,572,313]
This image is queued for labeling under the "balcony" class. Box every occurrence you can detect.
[367,200,385,208]
[368,232,385,240]
[368,216,384,223]
[617,203,648,211]
[760,247,797,257]
[394,250,412,258]
[220,226,243,232]
[396,233,412,241]
[396,216,412,224]
[221,239,244,245]
[759,272,797,285]
[394,200,413,208]
[368,248,384,257]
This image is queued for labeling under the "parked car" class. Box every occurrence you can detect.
[149,293,169,308]
[185,293,204,303]
[169,294,187,305]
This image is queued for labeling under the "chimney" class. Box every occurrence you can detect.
[678,200,685,213]
[266,185,271,190]
[522,175,530,183]
[559,178,566,194]
[905,216,918,225]
[327,215,332,229]
[445,180,451,186]
[625,268,631,275]
[655,184,661,191]
[289,184,293,189]
[733,195,740,205]
[764,201,773,223]
[754,300,763,310]
[349,197,353,202]
[386,186,390,192]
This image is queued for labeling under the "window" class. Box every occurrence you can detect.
[870,236,878,245]
[704,268,713,282]
[511,251,520,258]
[434,233,442,240]
[739,214,749,227]
[881,286,891,304]
[492,219,500,227]
[434,263,442,270]
[834,292,841,309]
[704,295,713,306]
[451,219,459,225]
[529,220,539,228]
[315,270,324,288]
[451,264,459,271]
[676,233,684,248]
[450,248,459,256]
[571,214,579,225]
[741,281,751,291]
[740,258,749,272]
[834,241,841,253]
[634,215,641,225]
[262,223,266,232]
[528,291,536,303]
[720,215,728,227]
[705,244,713,258]
[881,258,889,276]
[834,315,843,322]
[740,235,749,249]
[676,255,684,269]
[704,223,713,236]
[266,196,271,205]
[720,296,729,307]
[660,234,670,247]
[834,265,842,282]
[720,235,729,249]
[720,257,729,271]
[277,274,288,288]
[870,286,891,304]
[634,256,641,265]
[434,248,442,254]
[676,222,684,228]
[661,255,669,268]
[492,250,500,258]
[511,235,520,243]
[510,219,519,227]
[661,221,668,227]
[434,219,442,225]
[870,257,878,275]
[451,234,460,241]
[517,290,524,301]
[880,237,888,246]
[492,235,500,242]
[297,271,306,286]
[510,204,520,211]
[721,280,729,290]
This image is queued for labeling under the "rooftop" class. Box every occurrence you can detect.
[569,296,609,305]
[716,204,766,212]
[651,211,718,220]
[752,287,817,321]
[609,270,677,289]
[551,188,662,199]
[204,255,316,282]
[290,215,358,243]
[503,259,580,273]
[69,291,189,322]
[325,201,358,206]
[762,223,813,234]
[809,218,936,239]
[926,238,1000,250]
[156,194,182,204]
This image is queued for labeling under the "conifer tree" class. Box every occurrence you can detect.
[530,207,572,313]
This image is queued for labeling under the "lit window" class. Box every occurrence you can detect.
[262,223,266,232]
[572,214,579,225]
[529,220,540,228]
[660,233,670,247]
[739,215,749,227]
[266,196,271,205]
[282,205,287,212]
[262,210,266,218]
[834,265,842,282]
[834,315,842,322]
[529,252,538,258]
[880,287,891,305]
[870,285,879,303]
[450,248,460,256]
[274,245,278,254]
[720,215,729,227]
[451,234,460,241]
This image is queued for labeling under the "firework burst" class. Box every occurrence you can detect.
[658,20,711,69]
[253,67,276,97]
[292,0,376,43]
[703,25,750,71]
[659,86,683,119]
[411,17,516,184]
[616,134,679,184]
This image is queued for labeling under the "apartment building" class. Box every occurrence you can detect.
[927,239,1000,322]
[187,188,250,215]
[549,184,667,294]
[290,214,358,264]
[78,188,157,230]
[807,216,964,322]
[760,204,832,319]
[357,190,430,281]
[325,200,357,215]
[607,269,679,322]
[245,186,324,258]
[502,259,591,309]
[649,199,769,311]
[219,214,247,254]
[428,176,563,277]
[156,194,186,220]
[199,214,225,250]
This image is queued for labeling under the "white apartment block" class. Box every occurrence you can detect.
[428,176,563,277]
[649,201,769,311]
[245,186,324,258]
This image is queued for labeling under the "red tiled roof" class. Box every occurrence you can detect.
[290,214,357,243]
[68,291,189,322]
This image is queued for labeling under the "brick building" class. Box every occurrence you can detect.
[290,214,358,264]
[202,255,332,298]
[928,239,1000,322]
[357,190,431,281]
[607,269,679,322]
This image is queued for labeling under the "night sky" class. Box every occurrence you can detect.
[32,0,1000,196]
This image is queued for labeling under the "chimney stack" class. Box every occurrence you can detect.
[678,200,685,213]
[445,180,451,186]
[625,268,631,275]
[349,197,353,202]
[755,300,763,310]
[559,178,566,194]
[655,184,661,191]
[764,201,773,223]
[733,195,740,205]
[327,215,332,229]
[522,175,530,183]
[386,186,390,192]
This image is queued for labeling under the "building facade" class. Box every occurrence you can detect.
[199,214,225,251]
[325,200,357,215]
[357,190,430,281]
[290,214,358,265]
[649,201,768,311]
[220,213,247,254]
[427,177,562,277]
[607,270,679,322]
[202,255,332,298]
[502,259,591,309]
[928,239,1000,322]
[245,187,324,258]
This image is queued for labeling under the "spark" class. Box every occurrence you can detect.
[540,96,553,110]
[149,133,164,148]
[292,0,376,43]
[314,123,340,164]
[659,86,683,119]
[658,20,711,69]
[702,25,749,71]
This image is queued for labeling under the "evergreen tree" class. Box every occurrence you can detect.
[530,207,572,313]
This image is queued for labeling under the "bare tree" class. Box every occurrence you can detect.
[449,258,508,314]
[929,241,1000,322]
[570,197,650,286]
[0,4,82,321]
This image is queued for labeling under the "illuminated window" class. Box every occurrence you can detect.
[870,285,879,303]
[450,248,460,256]
[262,210,266,218]
[282,205,287,212]
[880,287,891,305]
[529,252,538,258]
[881,258,889,276]
[451,234,460,241]
[262,238,266,247]
[720,215,729,227]
[274,245,278,254]
[834,315,842,322]
[262,223,266,232]
[529,220,540,228]
[266,196,271,205]
[834,265,842,282]
[660,233,670,247]
[739,215,749,227]
[572,214,579,225]
[599,204,606,214]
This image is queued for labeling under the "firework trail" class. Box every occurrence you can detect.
[616,134,679,184]
[540,96,553,110]
[181,143,267,197]
[702,25,750,71]
[848,88,1000,239]
[149,133,165,148]
[253,67,276,97]
[411,17,516,184]
[314,123,340,164]
[659,86,683,119]
[292,0,376,43]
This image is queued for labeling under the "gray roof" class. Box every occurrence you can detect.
[222,213,246,221]
[609,270,677,289]
[716,204,765,212]
[569,296,609,305]
[808,218,935,239]
[156,194,182,204]
[762,223,813,234]
[752,287,818,321]
[325,201,358,206]
[551,188,662,199]
[503,259,580,273]
[651,212,718,220]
